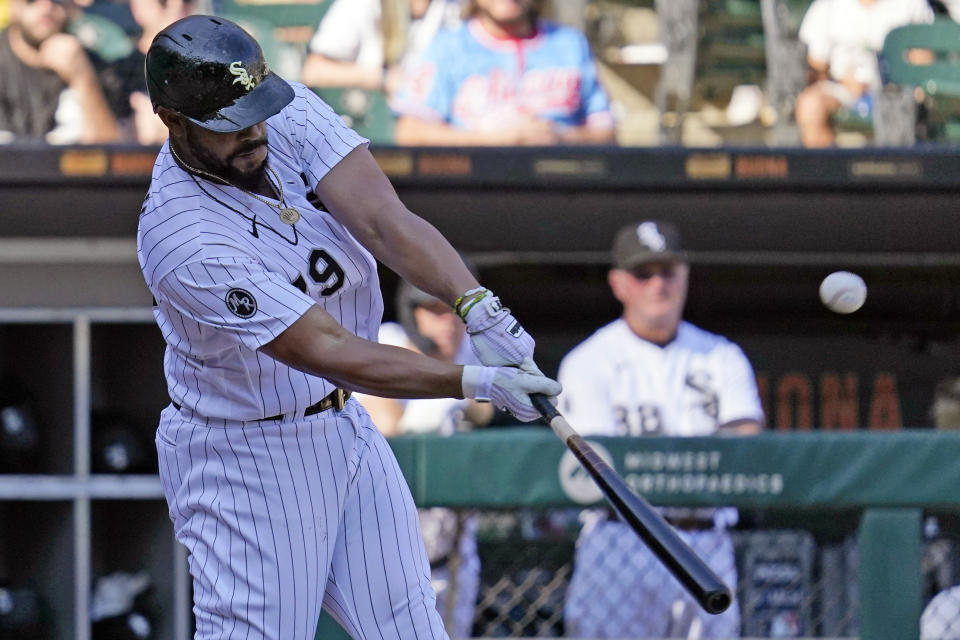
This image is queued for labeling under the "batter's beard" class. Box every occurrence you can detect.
[184,127,268,191]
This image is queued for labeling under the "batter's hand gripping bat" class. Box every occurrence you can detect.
[530,393,732,615]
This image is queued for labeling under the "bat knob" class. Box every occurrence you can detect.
[705,590,732,615]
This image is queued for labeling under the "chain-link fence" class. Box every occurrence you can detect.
[428,509,960,639]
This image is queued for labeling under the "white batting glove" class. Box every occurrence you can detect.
[458,289,536,368]
[462,365,561,423]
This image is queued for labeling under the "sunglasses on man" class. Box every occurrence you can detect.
[628,262,681,281]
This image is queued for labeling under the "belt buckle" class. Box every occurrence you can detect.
[332,388,346,411]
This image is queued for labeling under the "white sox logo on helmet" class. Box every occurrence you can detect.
[229,61,257,91]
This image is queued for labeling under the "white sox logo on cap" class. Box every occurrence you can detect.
[636,221,667,251]
[229,61,257,91]
[226,288,257,318]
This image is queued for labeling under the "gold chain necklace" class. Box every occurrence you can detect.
[170,143,301,225]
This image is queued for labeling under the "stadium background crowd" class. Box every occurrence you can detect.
[5,0,960,148]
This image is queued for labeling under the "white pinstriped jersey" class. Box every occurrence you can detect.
[140,74,447,640]
[137,83,377,422]
[558,319,764,437]
[560,319,761,638]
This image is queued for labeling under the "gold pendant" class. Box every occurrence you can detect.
[279,207,300,225]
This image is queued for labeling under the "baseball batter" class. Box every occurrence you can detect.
[559,221,764,639]
[137,15,559,640]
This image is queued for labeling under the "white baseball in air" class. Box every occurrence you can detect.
[819,271,867,314]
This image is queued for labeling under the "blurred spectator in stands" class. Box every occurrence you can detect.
[0,0,120,143]
[95,0,195,144]
[300,0,462,96]
[795,0,933,147]
[391,0,616,145]
[355,278,488,639]
[559,220,763,639]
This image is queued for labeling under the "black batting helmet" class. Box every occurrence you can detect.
[145,15,294,132]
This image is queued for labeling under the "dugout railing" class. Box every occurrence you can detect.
[312,428,960,640]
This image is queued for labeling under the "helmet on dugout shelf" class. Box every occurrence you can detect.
[396,253,479,356]
[145,15,294,132]
[397,281,446,356]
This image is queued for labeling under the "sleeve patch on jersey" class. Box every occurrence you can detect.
[225,288,258,318]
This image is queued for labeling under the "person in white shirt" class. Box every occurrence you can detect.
[559,220,764,639]
[795,0,933,147]
[300,0,462,95]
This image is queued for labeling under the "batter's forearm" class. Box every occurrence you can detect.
[317,340,465,399]
[368,212,479,306]
[261,306,465,398]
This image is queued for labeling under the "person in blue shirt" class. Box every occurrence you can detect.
[390,0,616,146]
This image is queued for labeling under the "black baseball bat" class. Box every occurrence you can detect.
[530,393,732,615]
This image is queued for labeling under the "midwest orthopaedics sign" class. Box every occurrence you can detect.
[625,470,785,496]
[622,449,785,497]
[559,443,785,505]
[395,431,960,508]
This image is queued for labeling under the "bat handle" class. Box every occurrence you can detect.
[530,393,579,442]
[530,393,560,421]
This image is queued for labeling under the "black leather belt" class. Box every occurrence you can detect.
[172,388,351,421]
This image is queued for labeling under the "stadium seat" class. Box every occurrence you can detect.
[875,18,960,145]
[655,0,768,143]
[696,0,767,100]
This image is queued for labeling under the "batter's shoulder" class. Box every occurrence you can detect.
[138,153,257,288]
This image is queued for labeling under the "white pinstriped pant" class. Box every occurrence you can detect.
[155,400,449,640]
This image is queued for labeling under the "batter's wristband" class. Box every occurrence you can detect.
[462,364,497,401]
[455,287,488,320]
